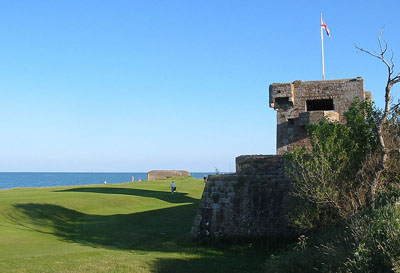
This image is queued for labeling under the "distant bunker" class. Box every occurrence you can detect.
[147,170,190,181]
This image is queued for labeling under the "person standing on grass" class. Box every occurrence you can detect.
[203,175,207,183]
[170,181,176,194]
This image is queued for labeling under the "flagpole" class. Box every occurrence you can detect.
[320,13,325,80]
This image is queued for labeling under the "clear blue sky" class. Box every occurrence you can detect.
[0,0,399,172]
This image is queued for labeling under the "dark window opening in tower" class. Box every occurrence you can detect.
[306,99,334,111]
[275,97,293,109]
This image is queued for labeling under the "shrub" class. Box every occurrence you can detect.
[266,100,400,272]
[265,199,400,273]
[285,99,379,231]
[346,199,400,272]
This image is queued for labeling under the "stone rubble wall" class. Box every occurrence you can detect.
[191,155,294,239]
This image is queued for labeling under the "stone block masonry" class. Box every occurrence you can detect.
[191,156,294,239]
[269,78,371,154]
[191,78,372,240]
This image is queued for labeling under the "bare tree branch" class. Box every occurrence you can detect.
[390,49,395,72]
[355,44,382,59]
[390,101,400,112]
[356,31,399,207]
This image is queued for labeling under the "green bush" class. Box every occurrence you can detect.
[265,199,400,273]
[346,198,400,272]
[285,99,379,231]
[265,225,351,273]
[266,99,400,273]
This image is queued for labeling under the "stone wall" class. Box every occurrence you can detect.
[269,78,371,154]
[191,155,294,239]
[191,78,373,241]
[147,170,190,181]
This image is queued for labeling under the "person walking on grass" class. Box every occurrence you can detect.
[170,181,176,194]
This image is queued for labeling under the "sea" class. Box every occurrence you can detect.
[0,172,217,190]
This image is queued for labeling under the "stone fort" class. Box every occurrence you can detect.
[191,77,371,239]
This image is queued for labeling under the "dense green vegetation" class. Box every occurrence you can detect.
[0,177,268,273]
[285,100,380,230]
[265,197,400,272]
[267,101,400,272]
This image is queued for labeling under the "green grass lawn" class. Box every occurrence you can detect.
[0,177,268,273]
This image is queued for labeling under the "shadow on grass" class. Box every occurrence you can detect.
[8,202,199,251]
[6,188,270,272]
[151,254,266,273]
[5,201,271,273]
[55,187,197,204]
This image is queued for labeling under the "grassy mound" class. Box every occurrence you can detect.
[0,177,267,273]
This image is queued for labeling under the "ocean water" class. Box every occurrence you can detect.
[0,172,216,190]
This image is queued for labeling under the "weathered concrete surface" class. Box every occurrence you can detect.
[269,78,371,154]
[147,170,190,181]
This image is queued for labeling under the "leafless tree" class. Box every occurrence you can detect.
[355,30,400,206]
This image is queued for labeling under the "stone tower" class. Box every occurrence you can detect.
[191,77,372,240]
[269,77,371,154]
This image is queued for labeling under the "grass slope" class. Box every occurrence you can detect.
[0,177,267,273]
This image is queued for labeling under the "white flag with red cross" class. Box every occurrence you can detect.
[321,15,330,37]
